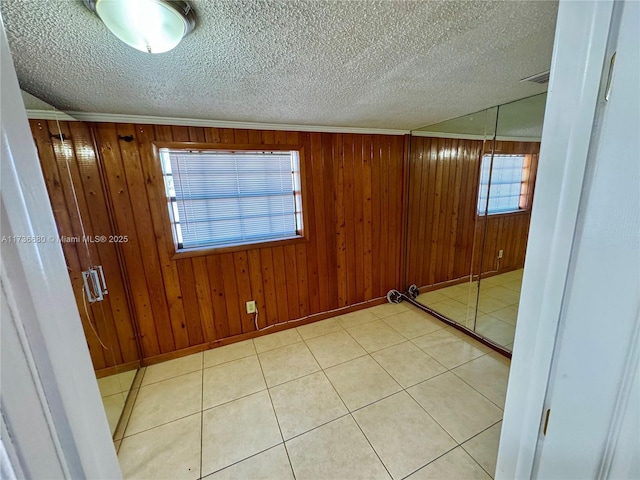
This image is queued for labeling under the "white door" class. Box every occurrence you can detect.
[533,0,640,478]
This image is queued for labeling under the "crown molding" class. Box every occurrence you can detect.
[24,110,541,141]
[411,130,542,142]
[25,109,411,136]
[25,109,78,121]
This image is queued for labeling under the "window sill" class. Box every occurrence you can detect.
[476,209,531,219]
[170,235,308,260]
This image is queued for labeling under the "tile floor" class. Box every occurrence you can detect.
[116,302,510,480]
[97,369,137,435]
[416,269,523,350]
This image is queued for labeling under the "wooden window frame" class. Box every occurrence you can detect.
[152,142,309,259]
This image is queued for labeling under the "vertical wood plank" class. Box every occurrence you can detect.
[271,246,290,321]
[259,248,278,326]
[233,251,254,333]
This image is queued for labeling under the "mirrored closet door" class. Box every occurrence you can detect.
[405,92,547,353]
[23,91,143,443]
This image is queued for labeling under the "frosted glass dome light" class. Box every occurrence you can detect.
[84,0,196,54]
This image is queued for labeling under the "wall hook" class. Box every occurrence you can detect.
[50,133,67,141]
[118,135,134,142]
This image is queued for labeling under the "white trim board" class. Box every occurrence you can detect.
[24,109,411,136]
[24,109,77,121]
[24,110,543,141]
[411,130,542,142]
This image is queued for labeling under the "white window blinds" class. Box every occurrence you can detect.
[477,154,527,215]
[160,149,302,250]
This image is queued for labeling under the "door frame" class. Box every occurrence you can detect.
[496,1,617,478]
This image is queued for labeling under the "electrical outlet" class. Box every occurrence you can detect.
[246,301,256,314]
[498,249,504,259]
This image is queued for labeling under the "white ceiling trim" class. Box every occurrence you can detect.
[25,110,410,136]
[25,109,77,121]
[411,130,542,142]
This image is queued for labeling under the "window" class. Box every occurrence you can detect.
[477,154,531,215]
[159,148,303,252]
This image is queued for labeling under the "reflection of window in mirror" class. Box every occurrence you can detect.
[477,154,532,215]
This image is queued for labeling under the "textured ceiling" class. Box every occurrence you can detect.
[2,0,557,130]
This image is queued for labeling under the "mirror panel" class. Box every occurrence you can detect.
[407,106,497,331]
[407,93,547,354]
[474,93,546,351]
[22,90,142,441]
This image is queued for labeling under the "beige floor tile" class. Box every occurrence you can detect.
[382,309,444,339]
[440,283,473,297]
[102,392,126,435]
[502,279,523,292]
[118,413,201,480]
[408,373,503,443]
[454,292,478,309]
[97,374,125,397]
[346,320,406,353]
[203,355,266,409]
[201,390,282,476]
[203,340,256,368]
[372,342,446,388]
[412,329,485,369]
[504,269,523,279]
[125,371,202,436]
[325,356,401,411]
[334,309,379,328]
[416,290,448,305]
[142,352,202,386]
[476,315,516,347]
[114,383,140,442]
[477,295,510,314]
[258,342,320,387]
[286,415,391,480]
[253,329,302,353]
[429,299,473,324]
[481,274,513,287]
[463,422,502,477]
[445,327,494,354]
[270,371,347,440]
[305,330,367,368]
[406,447,491,480]
[488,350,511,367]
[482,286,520,305]
[491,305,519,325]
[203,445,294,480]
[296,318,343,340]
[116,369,137,392]
[369,302,410,319]
[452,355,510,408]
[353,392,456,479]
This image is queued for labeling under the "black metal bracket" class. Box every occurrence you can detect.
[118,135,134,142]
[50,133,67,141]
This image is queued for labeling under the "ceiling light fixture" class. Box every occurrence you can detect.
[84,0,196,54]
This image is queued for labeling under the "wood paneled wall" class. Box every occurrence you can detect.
[32,120,406,365]
[405,136,540,289]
